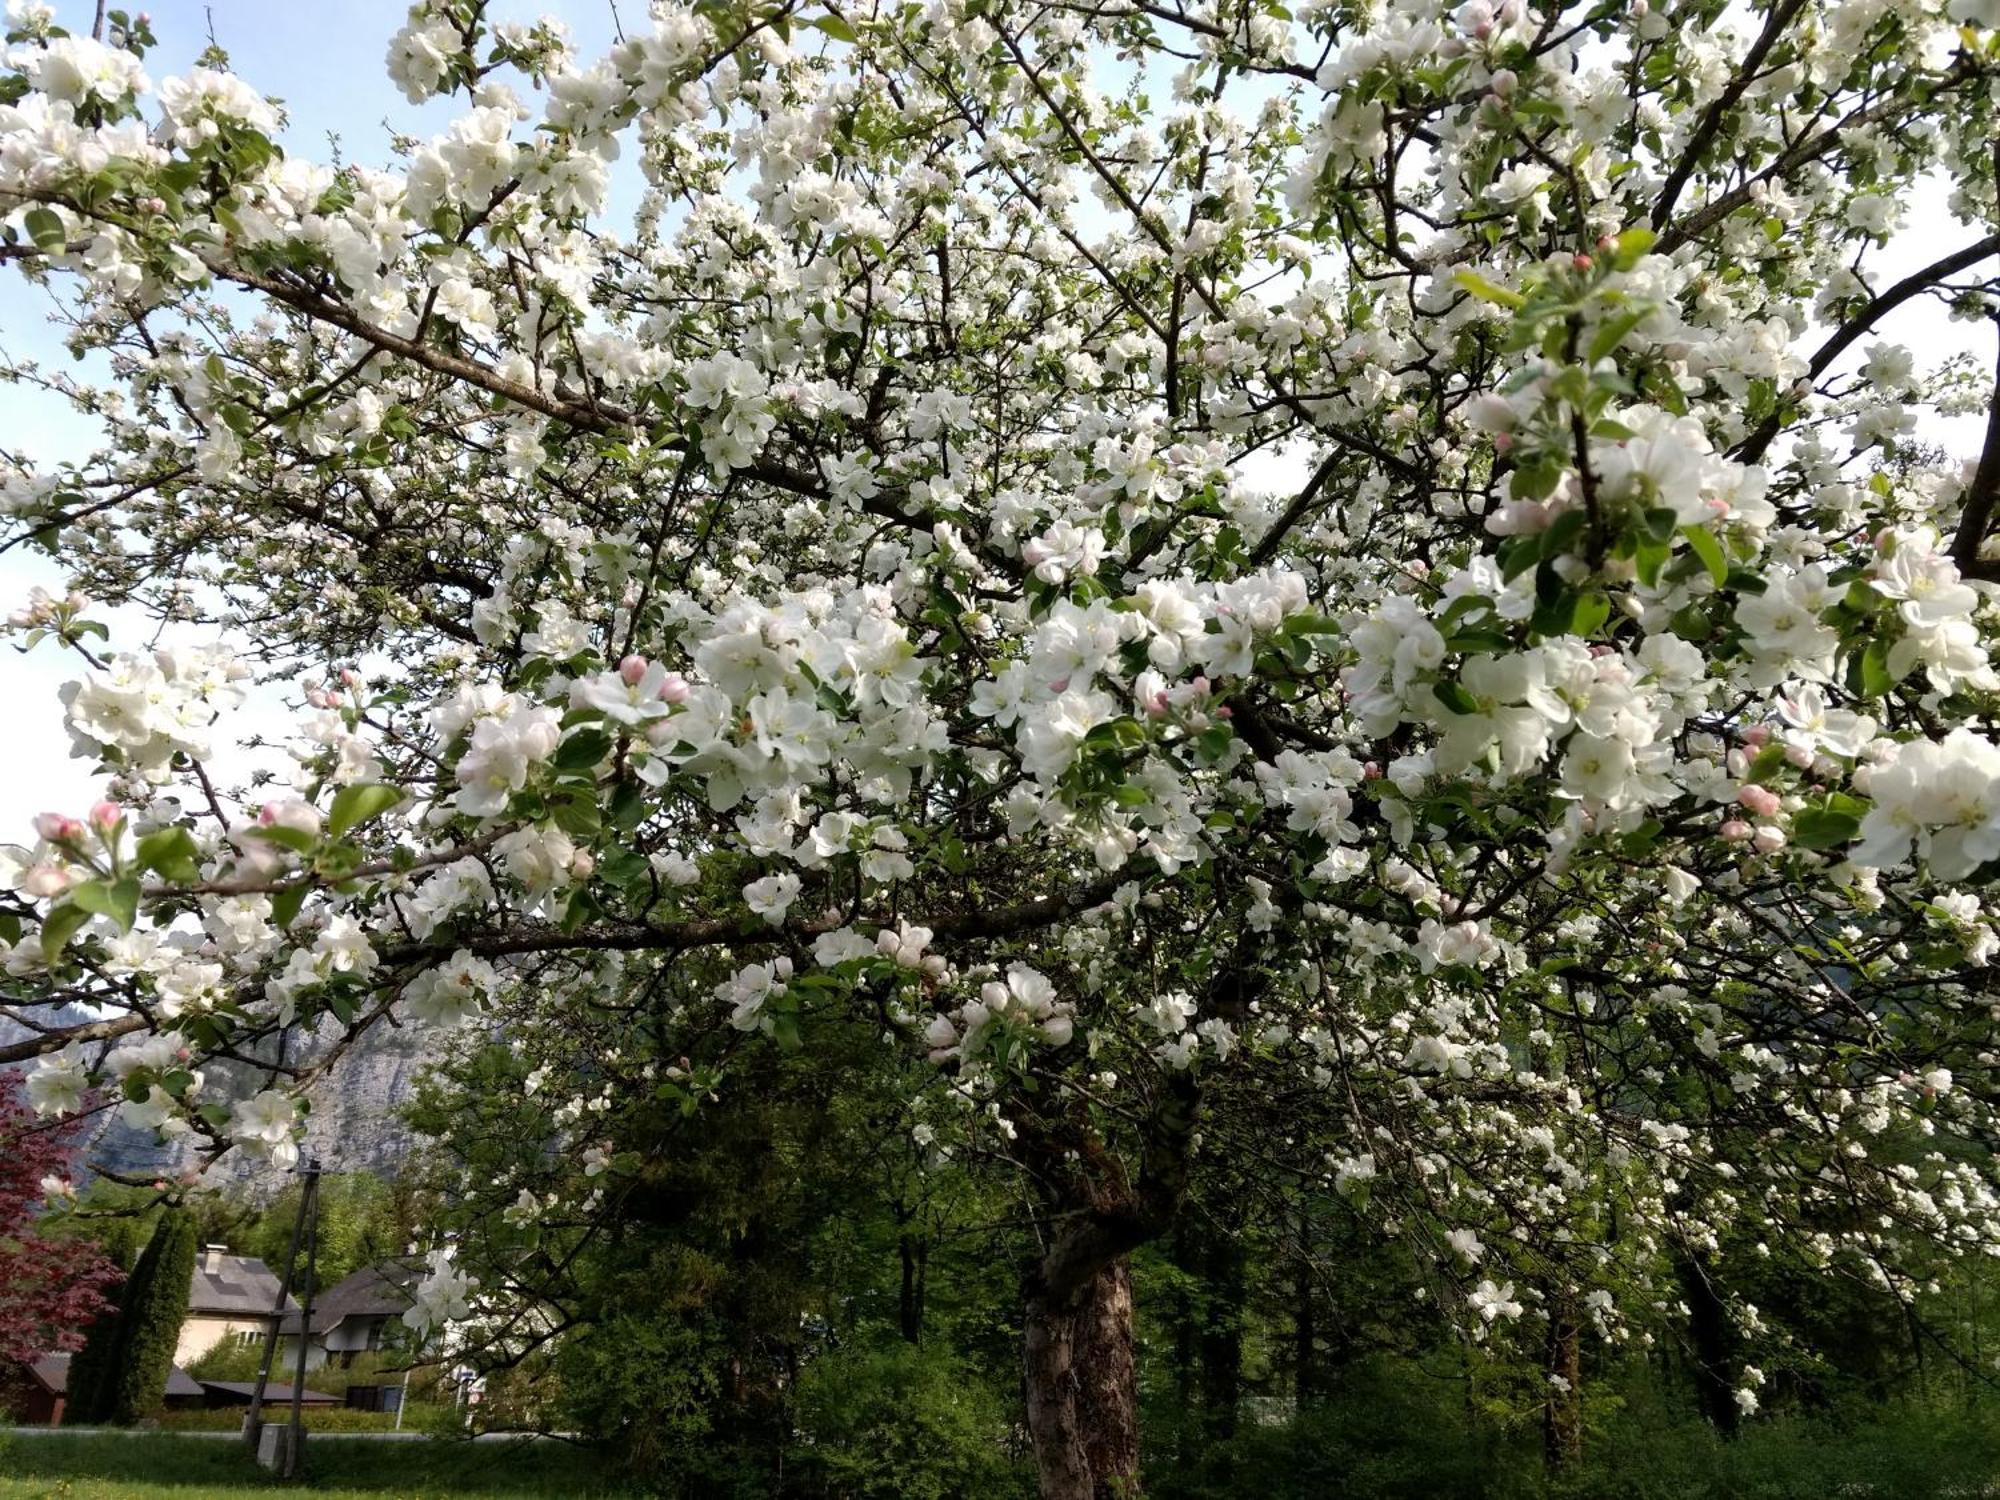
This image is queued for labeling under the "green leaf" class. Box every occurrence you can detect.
[1746,743,1788,786]
[24,206,66,252]
[1570,592,1611,637]
[38,901,92,964]
[809,13,858,41]
[1848,639,1893,700]
[1452,268,1525,309]
[1541,508,1588,560]
[248,824,318,854]
[1633,535,1670,588]
[554,728,614,773]
[1681,524,1727,587]
[69,876,141,933]
[550,793,602,839]
[270,882,309,929]
[135,826,202,883]
[1432,680,1482,716]
[328,782,404,838]
[1588,307,1649,362]
[1793,807,1861,851]
[1609,225,1656,269]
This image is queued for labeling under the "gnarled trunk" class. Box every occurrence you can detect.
[1024,1252,1141,1500]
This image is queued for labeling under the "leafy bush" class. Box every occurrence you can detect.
[790,1343,1031,1500]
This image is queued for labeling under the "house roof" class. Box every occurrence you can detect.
[26,1354,203,1398]
[277,1257,422,1337]
[198,1379,340,1406]
[25,1353,65,1394]
[188,1253,298,1318]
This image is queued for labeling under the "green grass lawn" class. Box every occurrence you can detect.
[0,1431,630,1499]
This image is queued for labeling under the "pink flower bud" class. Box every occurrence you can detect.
[1743,725,1770,748]
[619,654,648,686]
[657,672,691,705]
[570,851,596,881]
[1493,432,1513,455]
[1784,743,1814,769]
[1751,826,1786,854]
[1363,761,1383,780]
[1214,705,1233,720]
[306,688,331,709]
[33,813,76,842]
[89,800,123,832]
[1737,784,1782,819]
[1572,253,1594,271]
[1720,819,1753,843]
[339,668,361,688]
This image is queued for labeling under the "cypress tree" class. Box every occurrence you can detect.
[100,1208,198,1425]
[64,1286,121,1424]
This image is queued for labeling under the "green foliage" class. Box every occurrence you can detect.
[184,1334,270,1383]
[235,1171,420,1297]
[1143,1358,2000,1500]
[99,1207,198,1425]
[790,1344,1032,1500]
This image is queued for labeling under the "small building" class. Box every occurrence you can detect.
[7,1353,206,1425]
[11,1355,69,1426]
[176,1244,299,1366]
[277,1257,421,1372]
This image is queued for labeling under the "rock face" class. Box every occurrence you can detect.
[4,1008,440,1197]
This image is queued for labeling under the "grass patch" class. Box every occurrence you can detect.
[0,1431,630,1499]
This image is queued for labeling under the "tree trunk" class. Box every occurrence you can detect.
[1542,1291,1583,1471]
[1197,1229,1243,1442]
[1024,1253,1142,1500]
[1679,1254,1739,1437]
[1292,1199,1316,1406]
[898,1232,927,1345]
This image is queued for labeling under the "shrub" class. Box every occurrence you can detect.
[790,1342,1032,1500]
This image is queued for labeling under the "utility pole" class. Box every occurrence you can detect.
[284,1162,321,1479]
[246,1156,320,1476]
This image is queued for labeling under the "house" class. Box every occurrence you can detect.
[6,1353,206,1426]
[176,1244,299,1366]
[276,1257,421,1372]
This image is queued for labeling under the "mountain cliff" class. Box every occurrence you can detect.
[4,1006,439,1196]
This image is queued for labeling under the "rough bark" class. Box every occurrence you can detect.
[1024,1250,1141,1500]
[1542,1290,1583,1471]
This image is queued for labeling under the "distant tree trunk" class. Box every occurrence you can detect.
[1542,1290,1583,1471]
[898,1232,927,1346]
[1679,1254,1739,1437]
[1197,1228,1243,1441]
[1024,1250,1141,1500]
[1293,1200,1316,1405]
